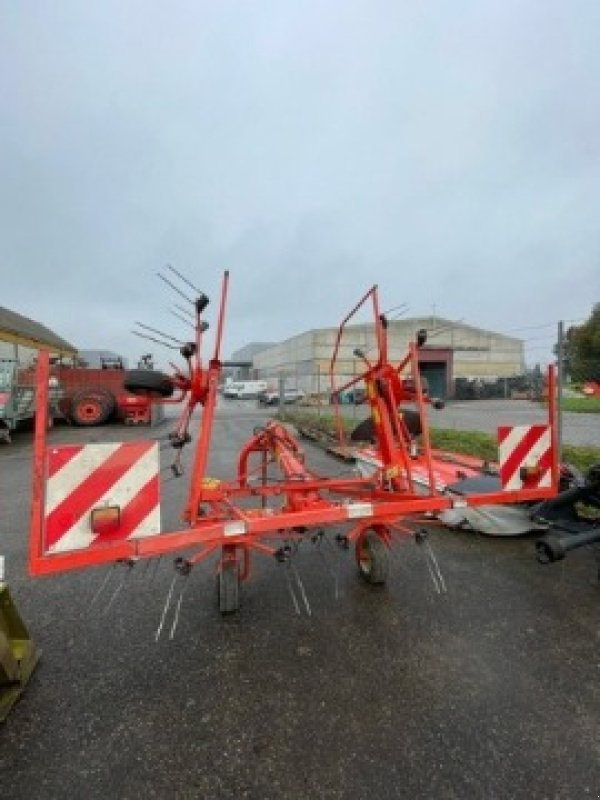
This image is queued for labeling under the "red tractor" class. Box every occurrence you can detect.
[17,356,153,428]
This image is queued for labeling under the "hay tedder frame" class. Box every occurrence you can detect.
[28,270,560,614]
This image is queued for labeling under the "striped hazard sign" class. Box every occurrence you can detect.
[498,425,553,491]
[43,441,160,554]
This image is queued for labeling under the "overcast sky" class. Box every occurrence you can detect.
[1,0,599,367]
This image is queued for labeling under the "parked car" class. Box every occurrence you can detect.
[258,389,305,406]
[223,380,267,399]
[283,389,305,404]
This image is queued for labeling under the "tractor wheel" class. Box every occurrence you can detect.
[356,529,389,585]
[217,559,240,614]
[70,389,114,426]
[123,369,174,398]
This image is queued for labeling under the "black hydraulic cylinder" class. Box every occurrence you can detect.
[536,528,600,564]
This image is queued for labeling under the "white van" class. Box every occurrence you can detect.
[223,380,268,399]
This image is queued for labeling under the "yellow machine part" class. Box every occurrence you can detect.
[0,584,40,722]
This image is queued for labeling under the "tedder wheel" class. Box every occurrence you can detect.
[123,369,174,398]
[70,389,114,426]
[217,559,240,614]
[356,529,389,585]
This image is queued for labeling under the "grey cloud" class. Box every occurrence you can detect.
[1,0,599,367]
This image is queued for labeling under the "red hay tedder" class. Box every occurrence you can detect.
[28,271,560,617]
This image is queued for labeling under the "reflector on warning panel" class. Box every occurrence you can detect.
[90,505,121,536]
[31,441,161,572]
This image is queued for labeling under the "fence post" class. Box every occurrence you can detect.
[317,364,321,421]
[279,373,285,409]
[352,360,357,421]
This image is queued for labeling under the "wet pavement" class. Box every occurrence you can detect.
[0,409,598,799]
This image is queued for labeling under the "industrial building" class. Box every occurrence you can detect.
[251,317,524,399]
[228,342,275,380]
[0,306,76,363]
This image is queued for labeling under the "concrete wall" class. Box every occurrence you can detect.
[252,317,524,394]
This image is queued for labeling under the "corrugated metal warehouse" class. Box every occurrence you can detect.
[251,317,524,399]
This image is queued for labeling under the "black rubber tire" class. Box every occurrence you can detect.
[349,416,376,443]
[124,369,174,397]
[349,406,422,443]
[357,530,389,585]
[398,406,422,437]
[217,561,240,614]
[70,388,114,426]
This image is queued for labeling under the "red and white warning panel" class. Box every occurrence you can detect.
[43,441,160,555]
[498,425,553,491]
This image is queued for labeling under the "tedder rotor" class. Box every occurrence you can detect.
[28,270,560,618]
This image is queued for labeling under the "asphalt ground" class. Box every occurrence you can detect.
[0,408,599,800]
[330,398,600,448]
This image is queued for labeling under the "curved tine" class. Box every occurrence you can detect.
[132,330,179,351]
[169,579,188,640]
[135,321,184,345]
[290,562,312,616]
[102,561,135,615]
[423,539,447,593]
[170,309,195,328]
[166,263,203,296]
[157,272,194,305]
[424,554,441,594]
[155,574,177,641]
[284,564,301,615]
[175,303,196,321]
[88,565,116,609]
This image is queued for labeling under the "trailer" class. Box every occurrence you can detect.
[0,360,62,443]
[1,358,157,440]
[49,361,153,427]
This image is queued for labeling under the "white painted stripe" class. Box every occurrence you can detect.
[48,445,160,553]
[128,505,162,539]
[93,446,158,513]
[505,430,551,490]
[46,443,122,515]
[346,502,374,519]
[504,473,523,492]
[524,429,551,467]
[498,426,528,467]
[539,467,552,488]
[224,521,247,536]
[48,526,96,554]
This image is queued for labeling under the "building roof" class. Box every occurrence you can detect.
[230,341,276,361]
[342,316,523,344]
[0,306,77,354]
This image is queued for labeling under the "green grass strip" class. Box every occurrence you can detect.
[559,397,600,413]
[279,410,600,473]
